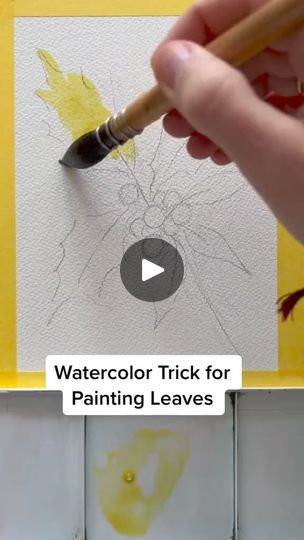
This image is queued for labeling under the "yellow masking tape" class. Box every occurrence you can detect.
[0,0,16,374]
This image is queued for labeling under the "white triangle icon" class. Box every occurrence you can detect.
[142,259,165,282]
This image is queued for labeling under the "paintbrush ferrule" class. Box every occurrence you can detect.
[97,112,143,153]
[59,111,143,168]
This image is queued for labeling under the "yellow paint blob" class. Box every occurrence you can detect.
[95,428,189,536]
[36,49,135,160]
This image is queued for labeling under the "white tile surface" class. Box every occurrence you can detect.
[85,395,234,540]
[0,392,84,540]
[238,390,304,540]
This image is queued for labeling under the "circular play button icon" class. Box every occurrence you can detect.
[120,238,184,302]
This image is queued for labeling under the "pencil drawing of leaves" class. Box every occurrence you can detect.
[35,49,135,160]
[184,225,250,274]
[153,292,180,330]
[37,52,249,351]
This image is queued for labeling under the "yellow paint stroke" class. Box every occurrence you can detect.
[95,428,189,536]
[35,49,135,160]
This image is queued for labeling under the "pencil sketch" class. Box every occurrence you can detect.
[14,17,278,369]
[34,51,252,354]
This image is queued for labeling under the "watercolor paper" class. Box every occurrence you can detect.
[86,396,234,539]
[15,17,277,372]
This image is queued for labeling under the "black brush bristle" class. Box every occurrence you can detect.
[59,130,111,169]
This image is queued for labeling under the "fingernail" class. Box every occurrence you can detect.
[154,42,191,90]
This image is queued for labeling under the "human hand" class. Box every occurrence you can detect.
[151,0,304,244]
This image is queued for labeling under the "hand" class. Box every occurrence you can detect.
[151,0,304,244]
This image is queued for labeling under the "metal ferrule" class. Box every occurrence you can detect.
[96,112,143,152]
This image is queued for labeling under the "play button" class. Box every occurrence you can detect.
[142,259,164,282]
[120,238,184,302]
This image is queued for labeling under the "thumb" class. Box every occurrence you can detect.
[151,40,290,166]
[151,40,304,243]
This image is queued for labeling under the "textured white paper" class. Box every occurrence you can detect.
[15,17,277,371]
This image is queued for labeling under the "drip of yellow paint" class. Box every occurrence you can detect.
[95,428,189,537]
[36,49,135,161]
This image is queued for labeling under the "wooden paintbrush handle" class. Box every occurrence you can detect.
[118,0,304,133]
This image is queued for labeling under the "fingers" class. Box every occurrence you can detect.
[186,133,218,159]
[165,0,253,44]
[165,4,209,44]
[269,27,304,82]
[289,27,304,80]
[164,111,222,161]
[162,0,304,88]
[163,76,300,164]
[161,51,302,167]
[267,76,298,96]
[193,0,265,35]
[163,110,193,138]
[295,105,304,121]
[152,40,304,242]
[187,134,231,165]
[164,113,225,163]
[165,0,303,67]
[211,149,232,166]
[243,50,294,80]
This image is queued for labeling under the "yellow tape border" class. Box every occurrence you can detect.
[14,0,192,17]
[0,0,16,374]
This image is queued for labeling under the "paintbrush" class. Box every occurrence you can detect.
[60,0,304,169]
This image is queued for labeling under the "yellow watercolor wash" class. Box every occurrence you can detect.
[35,49,135,160]
[95,428,189,536]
